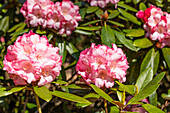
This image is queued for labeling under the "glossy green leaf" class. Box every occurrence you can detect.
[35,29,46,34]
[113,30,138,52]
[33,86,52,102]
[90,84,114,104]
[118,8,141,25]
[15,23,26,32]
[149,91,157,106]
[0,16,9,33]
[9,87,26,93]
[8,22,23,32]
[74,29,95,35]
[133,38,153,48]
[83,93,100,99]
[47,33,53,42]
[76,26,101,31]
[95,9,103,18]
[26,103,37,109]
[66,42,79,60]
[10,29,29,36]
[108,10,119,19]
[107,20,124,27]
[128,72,165,105]
[135,68,153,92]
[86,6,99,14]
[162,48,170,69]
[133,0,141,4]
[52,80,68,84]
[139,2,147,11]
[126,29,145,37]
[61,84,82,93]
[58,41,66,64]
[117,91,123,102]
[117,2,138,12]
[101,25,115,47]
[142,104,165,113]
[82,20,101,26]
[140,48,160,74]
[79,8,86,19]
[51,90,91,104]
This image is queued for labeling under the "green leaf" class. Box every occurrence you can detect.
[117,2,138,12]
[133,38,153,48]
[58,41,67,64]
[51,90,91,104]
[116,81,136,95]
[0,16,9,33]
[108,10,119,19]
[118,8,141,25]
[139,2,147,11]
[61,84,82,93]
[74,29,95,35]
[66,42,79,60]
[33,86,52,102]
[142,104,165,113]
[133,0,141,4]
[101,25,115,47]
[107,20,124,27]
[113,30,138,52]
[76,26,101,31]
[52,80,68,84]
[149,91,157,106]
[126,29,145,37]
[161,89,170,100]
[82,20,101,26]
[86,6,99,14]
[79,8,86,19]
[8,22,23,32]
[140,48,160,74]
[90,84,114,104]
[110,106,119,113]
[15,23,26,32]
[10,29,29,36]
[83,93,100,99]
[9,87,26,93]
[127,72,165,105]
[95,9,103,18]
[26,103,37,109]
[35,29,46,34]
[116,91,123,102]
[135,68,153,92]
[162,48,170,69]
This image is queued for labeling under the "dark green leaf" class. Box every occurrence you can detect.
[118,8,141,25]
[101,25,115,47]
[86,6,99,14]
[133,38,153,48]
[113,30,138,51]
[76,26,101,31]
[108,10,119,19]
[135,68,153,92]
[139,2,147,11]
[149,91,157,106]
[142,104,165,113]
[0,16,9,33]
[82,20,101,26]
[95,9,103,18]
[79,8,86,19]
[107,20,124,27]
[66,42,79,60]
[117,2,138,12]
[58,41,67,64]
[126,29,145,37]
[33,86,52,102]
[162,48,170,69]
[61,84,82,93]
[51,90,91,104]
[140,48,160,74]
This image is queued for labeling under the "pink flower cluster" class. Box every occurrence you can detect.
[20,0,81,36]
[136,5,170,48]
[76,43,129,88]
[3,31,62,86]
[87,0,119,8]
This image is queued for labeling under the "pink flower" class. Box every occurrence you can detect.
[76,43,129,88]
[3,31,62,86]
[87,0,119,8]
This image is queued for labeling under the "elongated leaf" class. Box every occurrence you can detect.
[15,23,26,32]
[135,68,153,92]
[9,87,26,93]
[128,72,165,105]
[107,20,124,27]
[86,6,99,14]
[8,22,23,32]
[110,106,119,113]
[82,20,101,26]
[133,38,153,48]
[140,48,160,74]
[90,84,114,104]
[149,91,157,106]
[108,10,119,19]
[118,8,141,25]
[76,26,101,31]
[101,25,115,47]
[117,2,138,12]
[66,42,79,60]
[139,2,147,11]
[113,30,138,51]
[74,29,95,35]
[79,8,86,19]
[83,93,100,99]
[162,48,170,69]
[133,0,141,4]
[51,90,91,104]
[126,29,145,37]
[0,16,9,33]
[95,9,103,18]
[10,29,29,36]
[34,86,52,102]
[116,81,135,95]
[52,80,68,84]
[61,84,82,93]
[58,41,66,64]
[142,104,165,113]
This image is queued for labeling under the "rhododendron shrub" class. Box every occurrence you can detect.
[76,43,129,88]
[3,31,62,86]
[136,5,170,48]
[20,0,81,35]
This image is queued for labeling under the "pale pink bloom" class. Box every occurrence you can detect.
[3,31,62,86]
[76,43,129,88]
[87,0,119,8]
[0,36,5,43]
